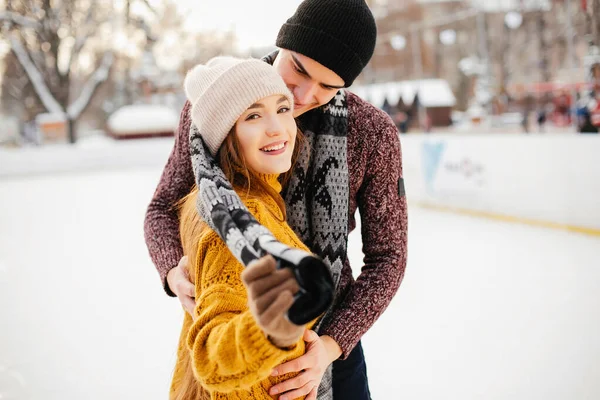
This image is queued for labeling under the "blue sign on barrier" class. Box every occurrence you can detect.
[422,141,446,193]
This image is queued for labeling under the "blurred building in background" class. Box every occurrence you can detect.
[363,0,600,132]
[1,0,599,144]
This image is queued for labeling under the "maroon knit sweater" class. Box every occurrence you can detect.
[144,91,408,358]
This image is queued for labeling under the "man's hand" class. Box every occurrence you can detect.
[268,330,343,400]
[241,255,304,349]
[167,256,196,316]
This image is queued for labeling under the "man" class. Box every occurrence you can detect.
[144,0,408,398]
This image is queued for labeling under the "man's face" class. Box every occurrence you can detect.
[273,50,345,117]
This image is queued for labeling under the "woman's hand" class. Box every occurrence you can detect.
[241,255,304,348]
[268,330,342,400]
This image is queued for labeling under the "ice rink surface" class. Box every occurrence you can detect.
[1,166,598,399]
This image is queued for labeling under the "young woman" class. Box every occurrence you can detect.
[170,56,316,400]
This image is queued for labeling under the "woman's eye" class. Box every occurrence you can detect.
[293,64,303,75]
[278,107,290,114]
[245,113,260,121]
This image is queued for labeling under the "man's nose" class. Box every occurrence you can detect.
[294,82,318,105]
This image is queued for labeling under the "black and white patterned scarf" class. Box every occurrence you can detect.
[263,51,349,313]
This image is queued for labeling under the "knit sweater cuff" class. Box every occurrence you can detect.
[320,322,357,360]
[238,312,300,371]
[158,246,184,297]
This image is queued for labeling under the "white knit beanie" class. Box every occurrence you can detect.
[184,56,294,156]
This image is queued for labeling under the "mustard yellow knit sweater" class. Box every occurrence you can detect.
[171,174,313,399]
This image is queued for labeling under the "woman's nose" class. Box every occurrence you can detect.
[265,117,284,137]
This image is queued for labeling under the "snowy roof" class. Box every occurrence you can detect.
[350,79,456,108]
[107,104,179,135]
[471,0,551,12]
[35,113,66,124]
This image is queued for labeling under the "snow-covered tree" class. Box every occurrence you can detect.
[1,0,114,143]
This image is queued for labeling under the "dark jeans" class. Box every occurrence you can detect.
[331,340,371,399]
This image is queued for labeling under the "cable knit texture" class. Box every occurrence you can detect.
[170,174,314,399]
[144,91,408,358]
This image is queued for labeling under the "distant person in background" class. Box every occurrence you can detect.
[578,62,600,134]
[577,93,600,134]
[394,110,410,134]
[552,89,572,127]
[521,93,535,133]
[381,98,393,116]
[395,101,411,134]
[536,98,547,133]
[381,98,411,134]
[577,105,597,133]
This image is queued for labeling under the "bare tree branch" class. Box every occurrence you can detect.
[139,0,158,16]
[0,11,41,29]
[8,32,64,114]
[7,85,23,98]
[6,74,30,98]
[67,52,114,119]
[65,4,98,75]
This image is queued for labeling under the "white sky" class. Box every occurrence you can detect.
[171,0,550,51]
[176,0,304,51]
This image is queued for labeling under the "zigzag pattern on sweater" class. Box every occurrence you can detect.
[286,90,349,320]
[323,104,348,118]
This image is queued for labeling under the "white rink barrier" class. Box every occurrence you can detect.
[0,136,173,178]
[400,133,600,235]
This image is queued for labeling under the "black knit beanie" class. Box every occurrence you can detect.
[276,0,377,87]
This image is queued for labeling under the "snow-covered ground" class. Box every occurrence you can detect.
[1,140,599,399]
